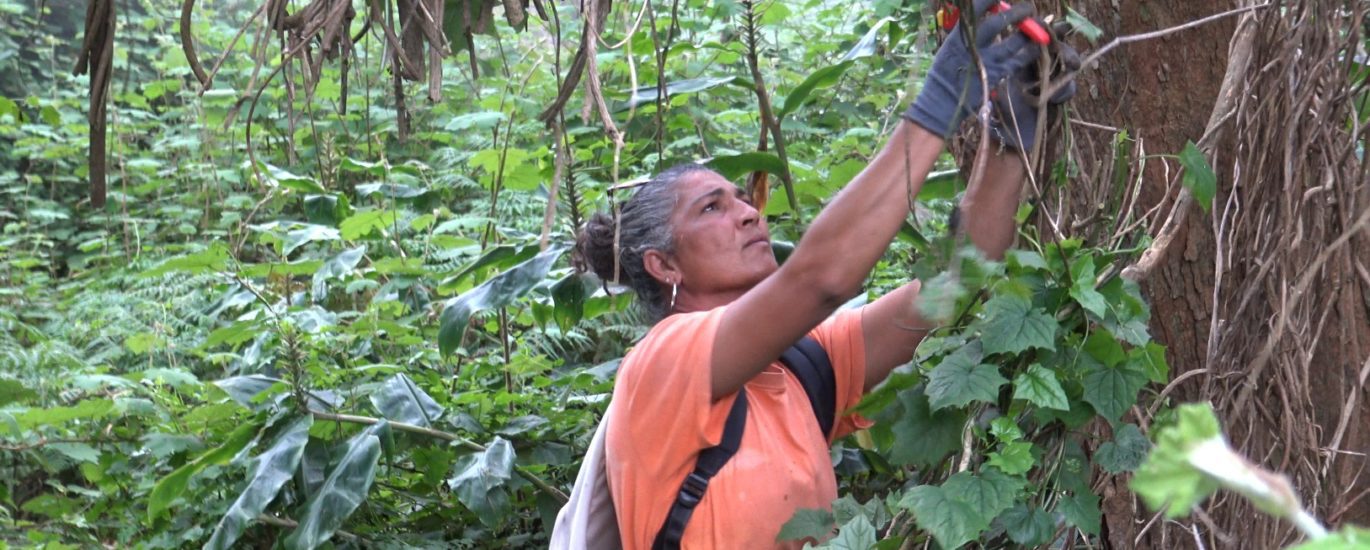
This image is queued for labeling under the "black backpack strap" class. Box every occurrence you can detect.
[651,390,748,550]
[778,336,837,440]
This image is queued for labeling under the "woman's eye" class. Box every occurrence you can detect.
[702,202,718,213]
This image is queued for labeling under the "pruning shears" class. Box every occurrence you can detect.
[936,2,1052,45]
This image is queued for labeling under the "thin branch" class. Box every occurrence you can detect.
[255,513,363,542]
[742,0,801,223]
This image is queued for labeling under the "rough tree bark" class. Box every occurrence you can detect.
[1055,0,1370,547]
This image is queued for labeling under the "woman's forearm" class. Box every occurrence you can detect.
[959,147,1027,260]
[781,122,944,300]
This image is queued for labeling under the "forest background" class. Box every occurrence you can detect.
[0,0,1367,548]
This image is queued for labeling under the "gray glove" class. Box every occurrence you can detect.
[904,0,1041,138]
[990,21,1083,151]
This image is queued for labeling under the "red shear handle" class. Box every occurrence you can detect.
[988,1,1051,45]
[940,2,1051,45]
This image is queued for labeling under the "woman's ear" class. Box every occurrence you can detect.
[642,250,681,285]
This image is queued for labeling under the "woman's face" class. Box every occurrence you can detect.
[663,170,778,296]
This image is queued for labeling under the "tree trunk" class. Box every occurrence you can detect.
[1047,0,1370,547]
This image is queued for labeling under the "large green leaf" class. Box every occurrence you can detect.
[886,386,965,467]
[1081,361,1148,422]
[283,423,386,550]
[284,224,341,256]
[369,373,444,427]
[312,245,367,298]
[1179,141,1217,213]
[551,272,591,331]
[776,508,835,543]
[778,17,892,117]
[0,378,37,406]
[438,246,566,356]
[941,470,1023,523]
[214,375,288,411]
[17,398,114,429]
[206,416,313,550]
[1069,256,1108,319]
[148,420,261,521]
[900,483,987,549]
[139,242,230,278]
[339,210,399,240]
[828,514,877,550]
[620,76,741,111]
[979,293,1057,355]
[437,244,539,293]
[448,437,516,527]
[705,152,786,181]
[1059,492,1102,535]
[997,505,1054,546]
[1012,363,1069,411]
[1131,404,1223,517]
[925,345,1007,411]
[1096,423,1151,474]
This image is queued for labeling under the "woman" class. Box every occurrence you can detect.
[572,1,1074,547]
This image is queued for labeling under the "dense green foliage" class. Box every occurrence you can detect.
[0,0,1186,547]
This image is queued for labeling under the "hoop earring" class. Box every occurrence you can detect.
[670,283,678,310]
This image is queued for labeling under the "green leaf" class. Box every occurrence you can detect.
[283,423,384,550]
[776,508,835,543]
[828,514,878,550]
[779,62,855,119]
[1084,330,1126,367]
[312,245,366,297]
[272,166,326,194]
[552,272,591,330]
[1131,403,1223,517]
[1069,256,1108,318]
[449,437,516,527]
[444,111,507,131]
[303,193,352,226]
[284,224,341,256]
[148,420,260,521]
[0,378,37,406]
[1096,423,1151,474]
[206,416,312,550]
[17,399,114,429]
[437,244,539,293]
[779,17,892,117]
[1081,361,1148,422]
[214,375,288,411]
[438,246,566,356]
[704,152,785,181]
[621,76,741,111]
[0,96,19,121]
[1131,343,1170,384]
[339,210,399,240]
[980,293,1057,355]
[1012,364,1070,411]
[900,483,987,549]
[369,373,444,427]
[998,505,1054,546]
[988,441,1035,475]
[1059,492,1101,535]
[1065,7,1104,43]
[886,386,965,467]
[1179,141,1217,213]
[48,442,100,463]
[1286,526,1370,550]
[941,470,1023,521]
[140,242,230,277]
[925,346,1007,411]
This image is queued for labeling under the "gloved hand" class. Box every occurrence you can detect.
[990,21,1083,152]
[904,0,1041,139]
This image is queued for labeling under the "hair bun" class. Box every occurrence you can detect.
[573,211,626,283]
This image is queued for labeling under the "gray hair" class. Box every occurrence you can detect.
[573,163,715,321]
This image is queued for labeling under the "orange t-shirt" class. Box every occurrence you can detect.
[605,306,872,549]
